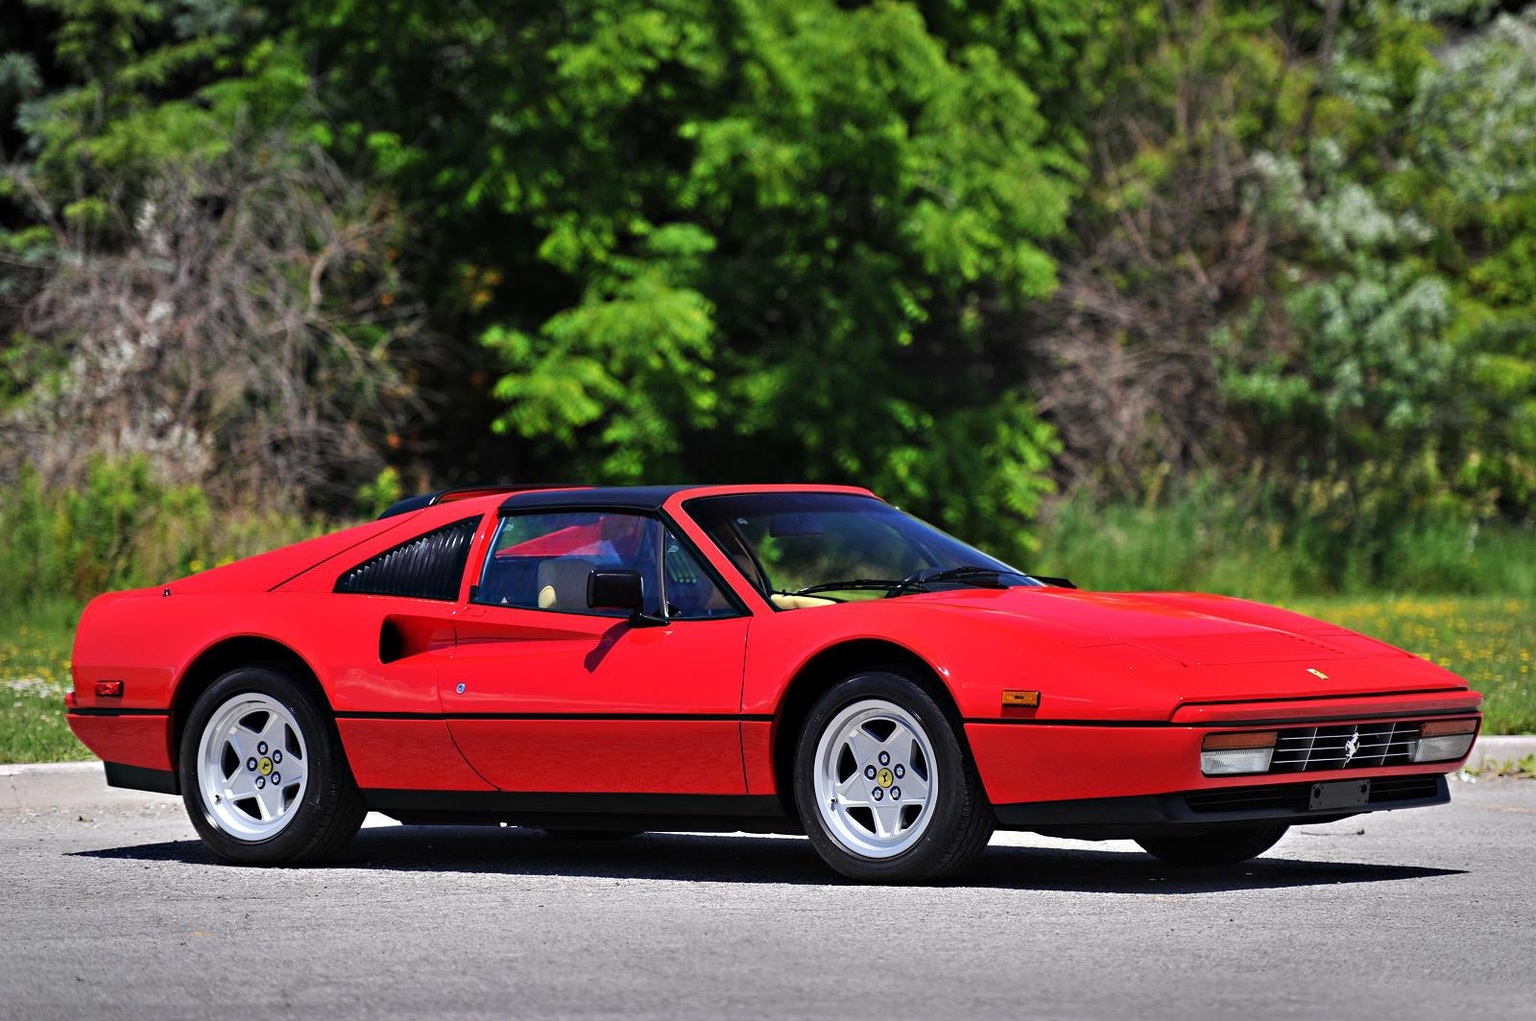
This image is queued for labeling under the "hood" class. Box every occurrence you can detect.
[904,586,1463,708]
[915,587,1379,663]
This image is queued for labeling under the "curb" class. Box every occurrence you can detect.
[0,761,176,811]
[1466,734,1536,772]
[5,735,1534,812]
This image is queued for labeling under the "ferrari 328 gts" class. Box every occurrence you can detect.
[66,484,1482,881]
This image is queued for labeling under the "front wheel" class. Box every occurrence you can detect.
[793,671,993,882]
[179,666,366,865]
[1135,824,1289,867]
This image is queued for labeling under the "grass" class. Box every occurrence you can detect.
[1034,485,1536,603]
[1472,754,1536,779]
[1285,596,1536,735]
[0,604,90,764]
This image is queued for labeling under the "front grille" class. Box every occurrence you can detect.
[1269,721,1419,772]
[1364,776,1444,802]
[1187,786,1311,813]
[1186,775,1443,814]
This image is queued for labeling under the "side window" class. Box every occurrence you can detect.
[334,516,480,600]
[660,530,735,620]
[475,511,657,616]
[473,512,734,619]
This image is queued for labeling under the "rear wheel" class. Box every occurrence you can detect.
[1135,824,1289,867]
[179,666,366,865]
[793,671,993,882]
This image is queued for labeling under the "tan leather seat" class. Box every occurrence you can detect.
[536,559,597,610]
[769,592,838,610]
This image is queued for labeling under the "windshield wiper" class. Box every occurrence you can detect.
[784,578,907,597]
[786,566,1028,600]
[887,565,1019,596]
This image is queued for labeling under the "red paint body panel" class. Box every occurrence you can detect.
[65,713,172,772]
[70,592,182,710]
[741,721,777,796]
[1170,689,1484,725]
[446,719,745,793]
[740,588,1470,723]
[444,608,749,790]
[64,483,1482,833]
[336,719,494,791]
[445,611,748,715]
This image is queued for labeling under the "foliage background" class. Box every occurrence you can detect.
[2,0,1533,589]
[1,1,1534,757]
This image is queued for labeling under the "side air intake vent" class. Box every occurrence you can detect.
[335,517,480,601]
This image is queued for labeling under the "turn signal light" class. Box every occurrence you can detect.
[1201,731,1277,776]
[1412,718,1478,763]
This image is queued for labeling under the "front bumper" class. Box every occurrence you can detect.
[967,692,1478,836]
[994,773,1447,839]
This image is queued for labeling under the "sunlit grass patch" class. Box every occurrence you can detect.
[0,613,90,764]
[1288,596,1536,735]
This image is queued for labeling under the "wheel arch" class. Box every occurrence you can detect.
[170,637,332,775]
[770,638,968,823]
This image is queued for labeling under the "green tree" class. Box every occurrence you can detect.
[296,0,1082,555]
[1,0,422,505]
[1018,0,1533,584]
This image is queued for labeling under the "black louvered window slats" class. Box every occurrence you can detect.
[334,517,480,601]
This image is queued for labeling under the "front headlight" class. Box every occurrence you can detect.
[1411,719,1479,763]
[1201,731,1277,775]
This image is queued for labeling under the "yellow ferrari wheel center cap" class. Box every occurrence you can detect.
[877,767,894,788]
[258,757,273,776]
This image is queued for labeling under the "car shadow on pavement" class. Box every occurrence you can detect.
[73,826,1466,893]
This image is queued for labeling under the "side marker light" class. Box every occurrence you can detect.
[1002,690,1040,709]
[95,680,124,698]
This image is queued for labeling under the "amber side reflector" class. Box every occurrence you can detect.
[1002,690,1041,708]
[1420,719,1478,737]
[95,680,124,697]
[1202,730,1278,751]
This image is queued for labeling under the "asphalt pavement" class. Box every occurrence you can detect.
[1,775,1532,1021]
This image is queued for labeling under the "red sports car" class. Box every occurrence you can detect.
[66,484,1482,881]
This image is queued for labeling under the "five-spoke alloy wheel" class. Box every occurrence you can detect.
[794,671,993,882]
[179,666,366,865]
[195,691,309,842]
[811,699,937,859]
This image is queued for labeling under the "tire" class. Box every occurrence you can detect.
[1135,824,1289,867]
[178,666,367,865]
[793,671,993,882]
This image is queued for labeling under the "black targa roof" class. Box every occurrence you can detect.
[497,484,697,513]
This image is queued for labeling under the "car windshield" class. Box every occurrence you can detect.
[684,492,1043,603]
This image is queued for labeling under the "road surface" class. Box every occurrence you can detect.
[2,778,1532,1020]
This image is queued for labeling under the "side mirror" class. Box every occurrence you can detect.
[587,569,644,612]
[587,570,669,628]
